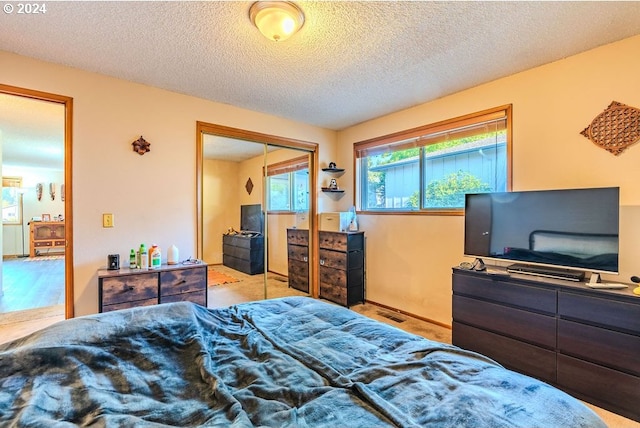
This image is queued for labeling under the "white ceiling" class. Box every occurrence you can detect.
[0,94,65,170]
[2,1,640,165]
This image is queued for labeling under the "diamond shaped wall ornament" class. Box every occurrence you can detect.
[245,178,254,195]
[580,101,640,155]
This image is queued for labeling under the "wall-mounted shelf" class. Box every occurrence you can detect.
[321,168,344,173]
[321,188,345,193]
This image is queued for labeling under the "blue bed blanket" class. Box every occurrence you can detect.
[0,297,605,427]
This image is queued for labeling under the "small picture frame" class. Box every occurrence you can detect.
[42,214,51,222]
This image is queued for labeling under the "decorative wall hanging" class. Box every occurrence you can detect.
[245,178,254,195]
[36,183,43,201]
[49,183,56,201]
[132,135,151,155]
[580,101,640,155]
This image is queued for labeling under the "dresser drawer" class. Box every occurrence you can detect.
[34,241,53,248]
[320,282,348,306]
[453,322,556,383]
[288,259,309,292]
[319,265,347,288]
[319,282,364,307]
[287,229,309,246]
[161,290,206,306]
[100,272,158,307]
[453,272,556,314]
[160,266,206,297]
[559,291,640,333]
[102,298,157,313]
[319,249,363,270]
[453,295,556,349]
[558,319,640,376]
[223,235,264,250]
[288,244,308,262]
[319,231,363,251]
[557,354,640,421]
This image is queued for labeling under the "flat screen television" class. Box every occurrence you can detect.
[240,204,263,235]
[464,187,619,277]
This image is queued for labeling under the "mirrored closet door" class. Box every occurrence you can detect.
[196,122,317,307]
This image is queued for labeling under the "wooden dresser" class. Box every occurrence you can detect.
[29,221,65,257]
[452,267,640,422]
[287,228,309,292]
[98,263,208,313]
[318,231,365,307]
[222,234,264,275]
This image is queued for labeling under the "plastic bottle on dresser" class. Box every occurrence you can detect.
[167,245,179,265]
[129,249,137,269]
[150,244,162,269]
[148,244,157,268]
[139,244,148,270]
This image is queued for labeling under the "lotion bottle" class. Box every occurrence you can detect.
[150,245,162,269]
[139,244,148,271]
[129,249,137,269]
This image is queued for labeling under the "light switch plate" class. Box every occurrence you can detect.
[103,213,114,228]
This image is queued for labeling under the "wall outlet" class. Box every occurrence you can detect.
[103,213,114,228]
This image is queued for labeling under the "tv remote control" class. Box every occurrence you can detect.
[586,282,628,289]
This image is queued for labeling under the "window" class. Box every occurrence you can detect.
[2,177,23,224]
[355,105,511,214]
[267,155,309,212]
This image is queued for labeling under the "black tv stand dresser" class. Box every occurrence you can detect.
[222,233,264,275]
[452,267,640,422]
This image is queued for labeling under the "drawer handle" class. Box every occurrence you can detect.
[176,279,186,285]
[320,259,325,265]
[126,286,134,292]
[303,256,308,262]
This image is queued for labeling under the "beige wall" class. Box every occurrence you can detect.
[203,147,312,276]
[337,35,640,326]
[202,158,239,264]
[3,35,640,323]
[1,50,336,316]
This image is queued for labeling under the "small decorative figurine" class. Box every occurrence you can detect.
[329,178,338,190]
[132,135,151,155]
[328,162,337,169]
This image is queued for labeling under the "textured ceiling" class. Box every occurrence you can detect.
[2,1,640,165]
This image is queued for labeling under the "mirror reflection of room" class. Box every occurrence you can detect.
[201,135,310,307]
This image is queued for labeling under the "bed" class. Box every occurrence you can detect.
[0,297,605,427]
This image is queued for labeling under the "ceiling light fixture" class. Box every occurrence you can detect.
[249,1,305,42]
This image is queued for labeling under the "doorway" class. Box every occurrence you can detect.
[0,84,74,326]
[196,122,318,306]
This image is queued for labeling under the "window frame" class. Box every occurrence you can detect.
[2,176,24,225]
[353,105,512,215]
[266,155,310,213]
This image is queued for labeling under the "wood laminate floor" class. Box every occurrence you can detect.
[0,256,65,313]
